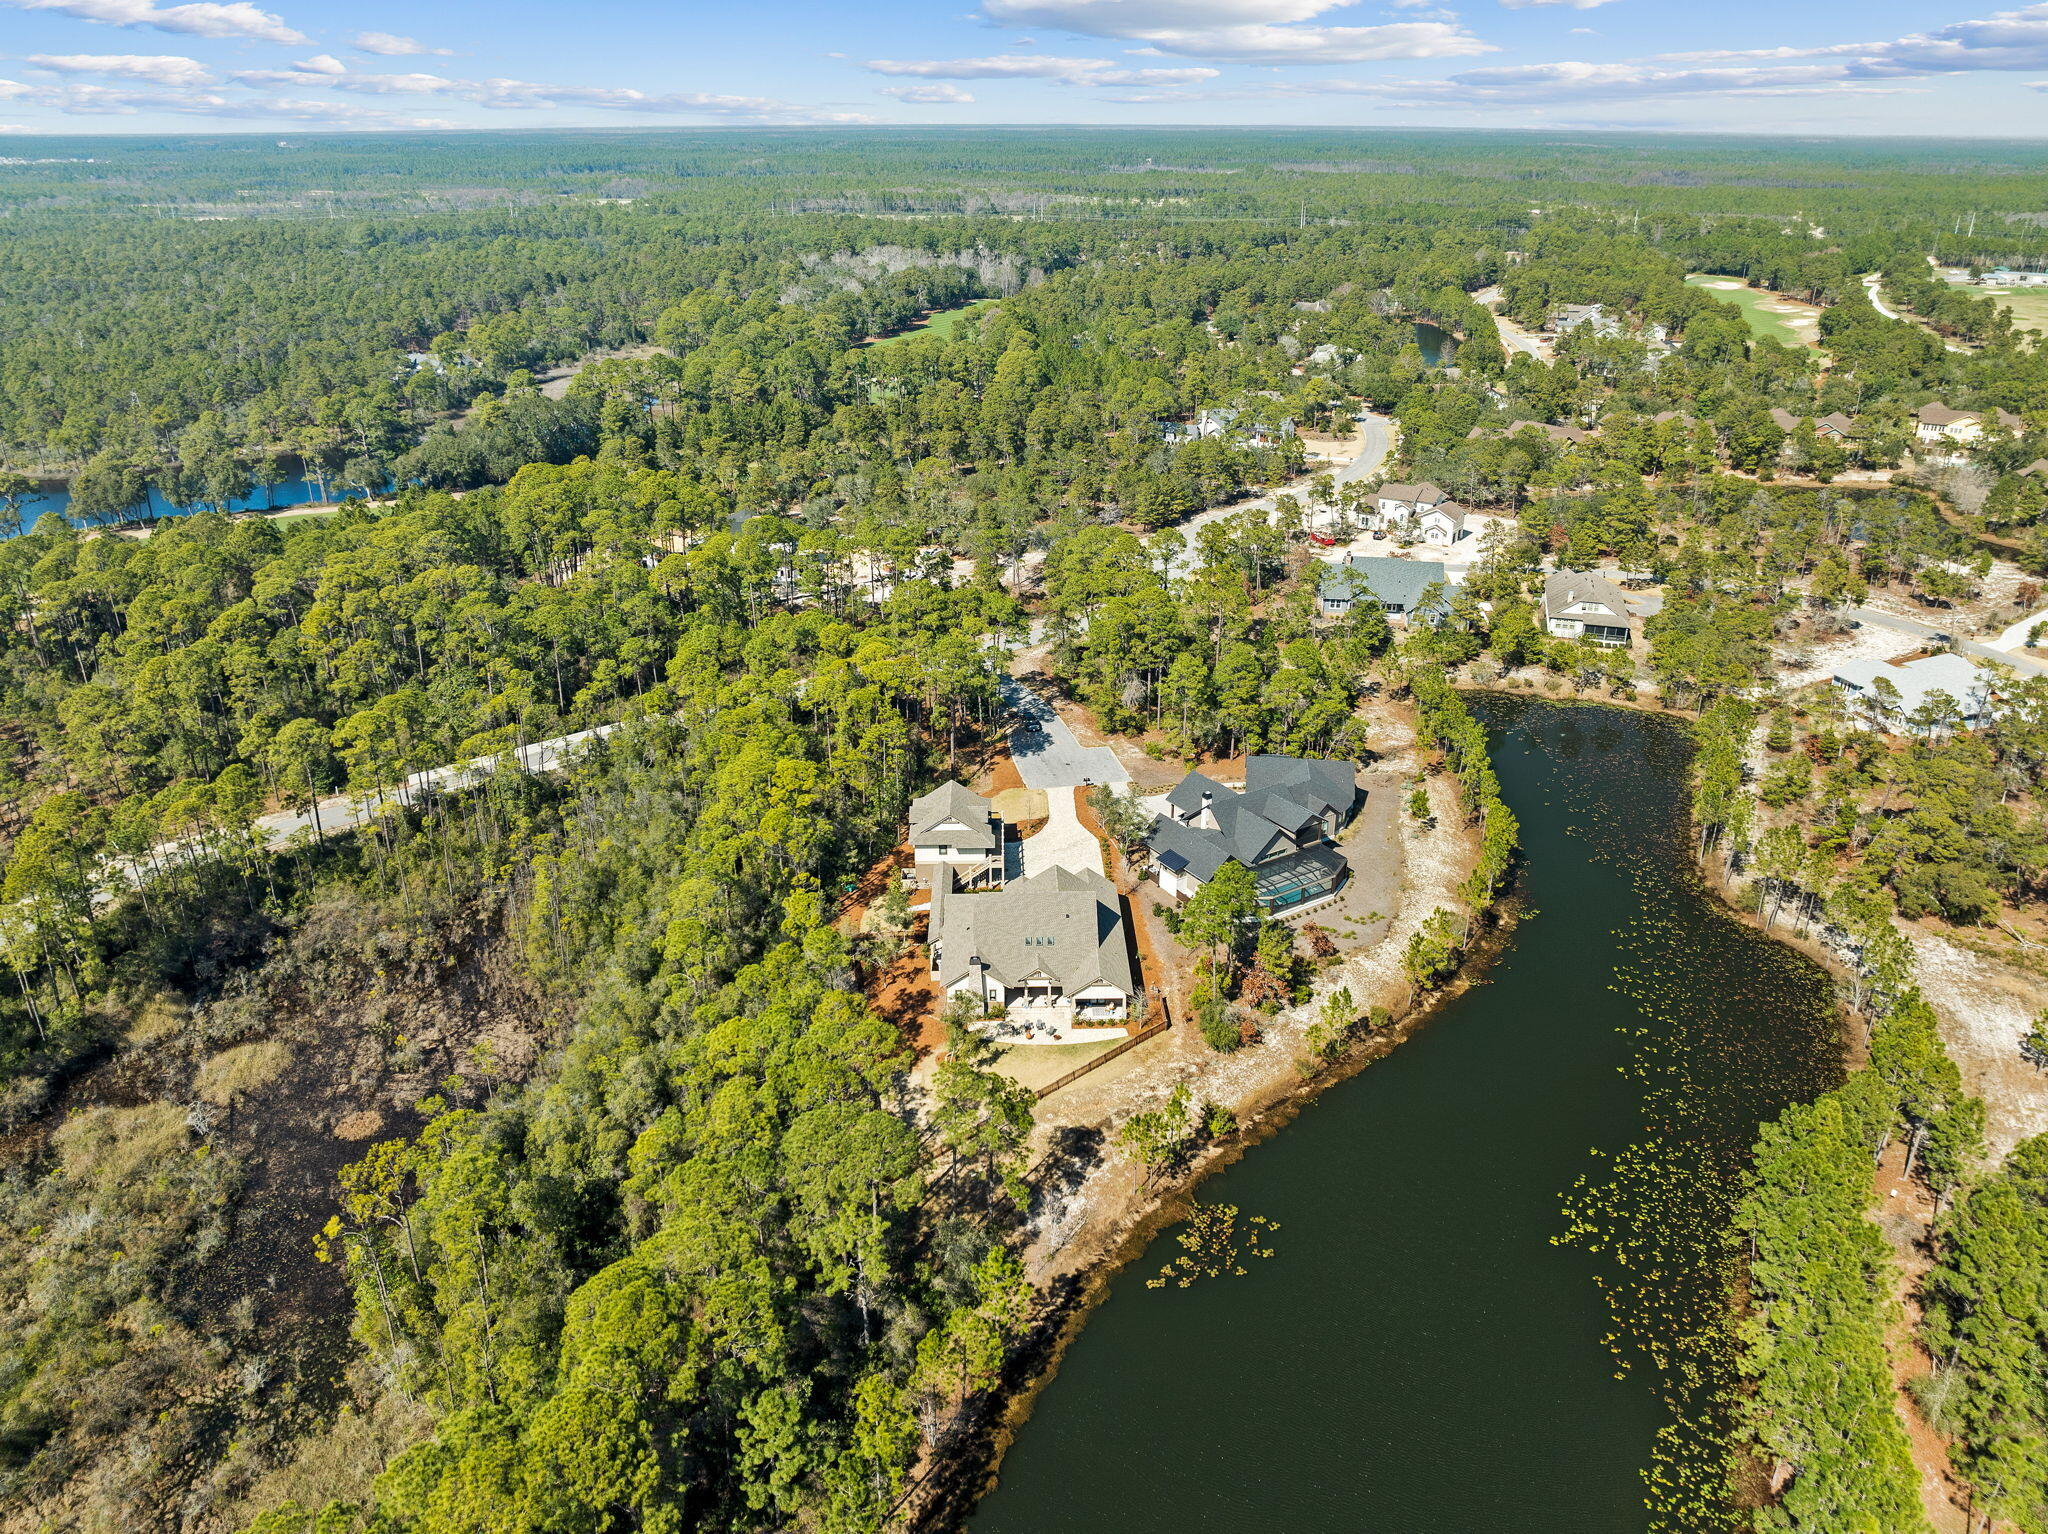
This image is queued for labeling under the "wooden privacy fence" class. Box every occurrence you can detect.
[1034,996,1171,1100]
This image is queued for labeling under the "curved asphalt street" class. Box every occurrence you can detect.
[1163,411,1394,580]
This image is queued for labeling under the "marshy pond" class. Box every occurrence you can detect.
[970,697,1842,1534]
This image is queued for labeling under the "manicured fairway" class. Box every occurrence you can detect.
[1978,285,2048,343]
[1685,272,1824,348]
[866,300,997,346]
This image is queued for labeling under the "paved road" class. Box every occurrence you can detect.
[105,722,629,900]
[259,724,625,846]
[1845,607,2048,677]
[1163,412,1394,580]
[1863,273,1904,322]
[1000,677,1129,789]
[1863,274,1970,354]
[1473,286,1550,360]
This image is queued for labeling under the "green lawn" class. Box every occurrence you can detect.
[993,1036,1123,1092]
[865,300,996,347]
[1685,273,1823,349]
[1978,285,2048,345]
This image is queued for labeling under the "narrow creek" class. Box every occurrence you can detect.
[968,697,1843,1534]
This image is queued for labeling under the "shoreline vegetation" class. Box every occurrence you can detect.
[1244,683,2003,1534]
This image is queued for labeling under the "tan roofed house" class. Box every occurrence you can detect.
[1417,499,1472,546]
[1374,481,1447,528]
[1542,569,1637,648]
[1916,404,1989,446]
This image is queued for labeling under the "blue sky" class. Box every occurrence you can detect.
[0,0,2045,137]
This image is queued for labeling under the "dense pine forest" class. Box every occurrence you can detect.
[4,127,2048,1534]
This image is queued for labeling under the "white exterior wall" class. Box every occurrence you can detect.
[1070,984,1130,1016]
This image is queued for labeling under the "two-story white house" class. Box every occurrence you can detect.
[908,781,1005,890]
[1915,403,2024,450]
[1374,481,1449,530]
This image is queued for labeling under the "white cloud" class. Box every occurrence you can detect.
[864,52,1219,83]
[0,0,304,43]
[879,82,977,101]
[352,30,452,56]
[989,0,1334,23]
[465,79,877,121]
[219,55,876,122]
[25,52,214,85]
[1658,6,2048,77]
[1124,22,1489,61]
[1285,60,1922,105]
[5,79,455,124]
[1499,0,1622,9]
[234,63,462,93]
[1170,2,2048,112]
[978,0,1490,61]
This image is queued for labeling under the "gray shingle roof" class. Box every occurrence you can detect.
[1148,815,1230,884]
[1165,771,1231,817]
[1318,556,1450,616]
[1245,755,1355,819]
[934,866,1135,995]
[1542,569,1632,625]
[908,781,998,853]
[1146,756,1357,893]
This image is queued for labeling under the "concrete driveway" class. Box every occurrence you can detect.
[1845,607,2048,676]
[1001,677,1129,789]
[1020,787,1107,878]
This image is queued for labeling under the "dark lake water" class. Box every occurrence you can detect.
[11,474,332,535]
[968,697,1841,1534]
[1415,321,1454,366]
